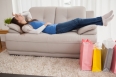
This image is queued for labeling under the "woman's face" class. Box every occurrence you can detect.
[14,14,25,23]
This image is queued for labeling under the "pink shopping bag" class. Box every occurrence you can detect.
[111,45,116,73]
[80,39,94,70]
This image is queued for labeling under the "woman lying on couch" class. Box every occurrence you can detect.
[10,11,114,34]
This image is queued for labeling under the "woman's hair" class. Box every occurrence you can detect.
[10,17,38,34]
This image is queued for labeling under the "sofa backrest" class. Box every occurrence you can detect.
[29,6,94,24]
[55,6,85,24]
[29,7,56,24]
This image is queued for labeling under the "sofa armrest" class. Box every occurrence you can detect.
[86,11,94,18]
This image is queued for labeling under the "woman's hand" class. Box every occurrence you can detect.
[44,22,52,26]
[12,12,21,17]
[12,12,15,16]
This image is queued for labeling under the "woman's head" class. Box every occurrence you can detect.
[10,17,23,26]
[10,13,38,34]
[10,14,26,25]
[10,14,27,34]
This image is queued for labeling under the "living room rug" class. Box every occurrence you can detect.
[0,50,116,77]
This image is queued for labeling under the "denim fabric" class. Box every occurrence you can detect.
[56,17,103,34]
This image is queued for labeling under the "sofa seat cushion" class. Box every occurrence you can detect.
[6,31,96,44]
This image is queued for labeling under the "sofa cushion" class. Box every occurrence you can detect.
[77,25,97,35]
[29,7,56,24]
[7,24,22,33]
[81,29,97,35]
[55,6,86,24]
[8,28,19,33]
[6,32,97,44]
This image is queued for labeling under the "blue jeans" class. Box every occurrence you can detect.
[56,17,103,34]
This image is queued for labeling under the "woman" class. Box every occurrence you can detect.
[10,11,114,34]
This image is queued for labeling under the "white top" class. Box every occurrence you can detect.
[22,24,46,34]
[21,11,46,34]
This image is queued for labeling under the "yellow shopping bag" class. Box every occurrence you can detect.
[92,46,101,72]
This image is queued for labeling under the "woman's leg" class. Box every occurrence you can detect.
[56,17,103,34]
[56,10,114,34]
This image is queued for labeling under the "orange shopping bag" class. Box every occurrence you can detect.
[80,39,94,70]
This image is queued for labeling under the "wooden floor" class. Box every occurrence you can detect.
[0,42,6,52]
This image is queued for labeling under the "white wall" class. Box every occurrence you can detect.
[0,0,13,41]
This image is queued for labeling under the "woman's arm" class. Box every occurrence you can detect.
[21,11,32,21]
[22,24,46,34]
[12,11,32,21]
[22,22,51,34]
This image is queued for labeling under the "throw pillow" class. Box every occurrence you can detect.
[7,24,22,33]
[81,28,97,35]
[77,25,97,34]
[8,28,20,33]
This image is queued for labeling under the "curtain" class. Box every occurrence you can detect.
[12,0,116,42]
[12,0,70,13]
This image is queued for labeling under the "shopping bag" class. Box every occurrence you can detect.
[80,39,94,70]
[101,38,115,72]
[111,44,116,73]
[92,44,101,72]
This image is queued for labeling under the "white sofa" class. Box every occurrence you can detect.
[6,6,97,58]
